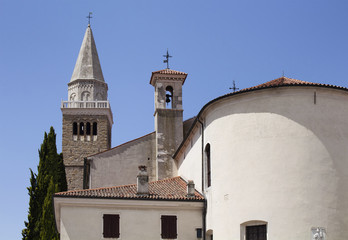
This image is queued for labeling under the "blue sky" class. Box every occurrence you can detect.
[1,0,348,238]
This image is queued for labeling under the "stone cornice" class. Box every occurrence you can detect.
[61,107,113,126]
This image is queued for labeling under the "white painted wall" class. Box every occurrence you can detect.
[178,87,348,239]
[55,198,203,240]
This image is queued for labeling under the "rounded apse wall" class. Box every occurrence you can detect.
[200,87,348,239]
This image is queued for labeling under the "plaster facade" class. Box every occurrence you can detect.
[177,86,348,239]
[54,198,203,240]
[88,132,156,188]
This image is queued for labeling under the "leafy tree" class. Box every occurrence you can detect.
[23,127,67,240]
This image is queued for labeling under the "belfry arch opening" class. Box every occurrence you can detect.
[165,86,173,109]
[73,122,78,135]
[93,122,97,135]
[80,122,84,135]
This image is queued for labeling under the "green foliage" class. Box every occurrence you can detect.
[40,177,59,240]
[23,127,67,240]
[22,169,39,240]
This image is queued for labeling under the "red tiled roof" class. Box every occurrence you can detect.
[54,176,204,201]
[150,69,188,86]
[152,69,187,75]
[239,76,344,92]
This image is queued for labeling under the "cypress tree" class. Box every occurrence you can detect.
[22,169,39,240]
[40,177,59,240]
[23,127,67,240]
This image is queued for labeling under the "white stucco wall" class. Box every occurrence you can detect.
[177,86,348,239]
[55,198,203,240]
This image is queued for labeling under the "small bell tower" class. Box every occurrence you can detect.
[61,24,113,190]
[150,68,187,179]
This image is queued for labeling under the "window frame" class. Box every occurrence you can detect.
[241,221,267,240]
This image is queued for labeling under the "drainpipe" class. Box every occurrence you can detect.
[198,118,206,240]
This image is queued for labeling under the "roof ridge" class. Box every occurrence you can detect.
[88,131,155,158]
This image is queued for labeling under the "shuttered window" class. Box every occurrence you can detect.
[103,214,120,238]
[246,225,267,240]
[161,215,177,239]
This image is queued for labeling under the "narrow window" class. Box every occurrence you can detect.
[79,122,84,135]
[93,122,97,135]
[165,86,173,109]
[205,144,211,187]
[73,122,78,135]
[161,215,177,239]
[246,225,267,240]
[103,214,120,238]
[86,122,91,135]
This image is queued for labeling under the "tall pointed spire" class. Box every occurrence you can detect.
[70,25,105,82]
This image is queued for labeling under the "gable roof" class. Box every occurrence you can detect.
[152,69,187,75]
[173,76,348,159]
[54,176,204,202]
[150,69,188,86]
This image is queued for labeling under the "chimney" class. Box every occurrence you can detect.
[187,180,195,198]
[137,165,149,195]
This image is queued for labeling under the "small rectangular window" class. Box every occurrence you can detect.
[161,215,177,239]
[196,228,203,238]
[103,214,120,238]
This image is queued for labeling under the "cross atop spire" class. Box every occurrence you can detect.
[86,12,93,26]
[163,49,172,69]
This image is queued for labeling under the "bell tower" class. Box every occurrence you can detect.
[150,69,187,179]
[61,24,113,190]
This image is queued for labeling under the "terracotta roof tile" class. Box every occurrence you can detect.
[54,176,204,201]
[150,69,188,86]
[152,69,187,75]
[239,76,345,92]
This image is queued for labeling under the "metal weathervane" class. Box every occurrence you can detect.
[163,49,172,69]
[229,80,239,92]
[87,12,93,25]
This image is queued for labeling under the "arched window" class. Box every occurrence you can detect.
[165,86,173,109]
[81,91,90,101]
[205,143,211,187]
[79,122,84,135]
[73,122,78,135]
[93,122,97,135]
[70,93,76,101]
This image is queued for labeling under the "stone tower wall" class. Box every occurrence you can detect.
[62,114,111,190]
[153,77,185,180]
[155,109,183,179]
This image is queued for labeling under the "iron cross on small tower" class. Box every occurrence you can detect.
[87,12,93,25]
[229,80,239,92]
[163,49,172,69]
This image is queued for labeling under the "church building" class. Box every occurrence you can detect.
[54,24,348,240]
